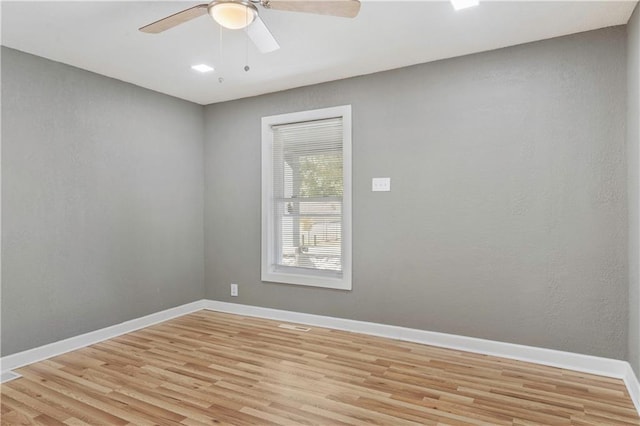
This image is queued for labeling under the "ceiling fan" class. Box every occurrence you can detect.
[139,0,361,54]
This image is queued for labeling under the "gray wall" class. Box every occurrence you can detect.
[629,3,640,375]
[1,48,205,356]
[204,27,628,359]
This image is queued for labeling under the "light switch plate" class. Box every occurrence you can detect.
[372,177,391,192]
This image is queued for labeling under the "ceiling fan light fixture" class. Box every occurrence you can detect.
[209,1,258,30]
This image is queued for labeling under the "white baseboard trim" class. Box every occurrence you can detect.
[203,300,640,414]
[0,299,207,381]
[0,371,21,383]
[624,363,640,414]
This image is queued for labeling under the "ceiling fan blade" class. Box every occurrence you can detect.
[139,4,209,34]
[246,16,280,53]
[262,0,360,18]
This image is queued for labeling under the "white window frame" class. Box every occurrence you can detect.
[261,105,352,290]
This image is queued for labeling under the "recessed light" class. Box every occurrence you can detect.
[451,0,479,11]
[191,64,214,73]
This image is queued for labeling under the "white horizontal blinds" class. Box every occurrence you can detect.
[272,117,343,275]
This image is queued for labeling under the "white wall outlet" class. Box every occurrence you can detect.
[372,177,391,192]
[230,283,238,297]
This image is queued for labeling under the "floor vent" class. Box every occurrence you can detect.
[0,371,22,383]
[278,324,311,332]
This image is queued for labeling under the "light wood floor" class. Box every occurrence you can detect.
[1,310,638,425]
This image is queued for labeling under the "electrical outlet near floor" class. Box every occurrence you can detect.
[230,283,238,297]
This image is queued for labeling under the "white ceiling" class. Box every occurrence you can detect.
[1,1,637,105]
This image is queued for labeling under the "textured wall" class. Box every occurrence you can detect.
[628,3,640,375]
[204,27,628,359]
[1,48,205,356]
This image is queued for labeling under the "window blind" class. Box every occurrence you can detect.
[271,117,344,276]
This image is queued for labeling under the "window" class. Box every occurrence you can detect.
[262,105,352,290]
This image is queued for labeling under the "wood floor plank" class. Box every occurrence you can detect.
[2,310,638,425]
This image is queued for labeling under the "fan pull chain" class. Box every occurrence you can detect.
[244,7,250,72]
[218,25,224,83]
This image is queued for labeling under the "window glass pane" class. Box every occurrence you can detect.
[273,117,343,274]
